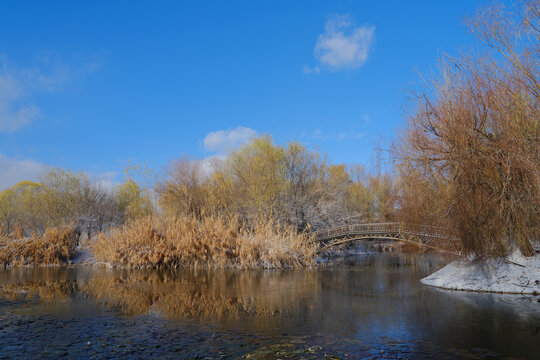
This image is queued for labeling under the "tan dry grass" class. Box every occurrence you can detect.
[0,226,78,266]
[91,215,316,269]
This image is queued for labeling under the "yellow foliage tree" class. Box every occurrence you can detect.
[117,162,155,219]
[0,181,42,234]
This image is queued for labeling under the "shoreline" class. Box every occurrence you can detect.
[421,252,540,295]
[4,246,540,298]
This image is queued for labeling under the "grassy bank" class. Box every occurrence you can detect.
[91,215,316,269]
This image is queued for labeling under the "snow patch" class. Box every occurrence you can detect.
[421,252,540,294]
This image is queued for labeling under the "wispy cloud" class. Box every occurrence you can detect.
[313,129,365,141]
[0,153,47,189]
[0,53,104,133]
[0,60,40,132]
[0,153,120,190]
[306,14,375,73]
[302,65,320,75]
[92,171,120,190]
[203,126,257,154]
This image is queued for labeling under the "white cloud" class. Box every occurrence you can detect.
[308,14,375,72]
[203,126,257,154]
[0,153,48,189]
[200,155,226,177]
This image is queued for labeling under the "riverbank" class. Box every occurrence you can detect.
[421,251,540,294]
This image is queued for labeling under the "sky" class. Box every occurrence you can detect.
[0,0,493,189]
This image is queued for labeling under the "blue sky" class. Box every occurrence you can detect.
[0,0,491,188]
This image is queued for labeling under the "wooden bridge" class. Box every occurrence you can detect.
[312,222,458,254]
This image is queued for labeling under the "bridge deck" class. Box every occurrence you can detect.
[312,222,458,254]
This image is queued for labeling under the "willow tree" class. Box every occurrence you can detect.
[227,136,286,221]
[0,181,42,235]
[395,0,540,256]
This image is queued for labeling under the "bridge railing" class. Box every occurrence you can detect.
[313,222,455,242]
[313,222,401,241]
[399,223,456,240]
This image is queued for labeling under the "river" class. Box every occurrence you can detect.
[0,253,539,359]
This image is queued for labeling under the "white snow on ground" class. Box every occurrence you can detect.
[421,251,540,294]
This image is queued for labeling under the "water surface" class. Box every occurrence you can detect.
[0,253,539,359]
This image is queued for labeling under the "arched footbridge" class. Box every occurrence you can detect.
[312,222,459,254]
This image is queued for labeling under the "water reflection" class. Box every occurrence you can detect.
[0,268,322,321]
[0,254,539,359]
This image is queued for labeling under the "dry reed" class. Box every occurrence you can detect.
[0,226,79,266]
[91,215,316,269]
